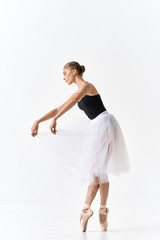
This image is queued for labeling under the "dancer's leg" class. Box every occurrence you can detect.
[84,183,100,206]
[80,179,100,221]
[98,179,110,223]
[99,181,109,206]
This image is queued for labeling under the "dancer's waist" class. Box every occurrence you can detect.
[90,110,110,124]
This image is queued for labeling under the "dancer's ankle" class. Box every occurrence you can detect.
[82,203,91,210]
[100,204,106,209]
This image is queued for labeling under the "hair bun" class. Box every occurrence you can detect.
[80,65,85,73]
[64,61,85,76]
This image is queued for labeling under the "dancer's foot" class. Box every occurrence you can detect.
[99,207,109,231]
[80,208,94,232]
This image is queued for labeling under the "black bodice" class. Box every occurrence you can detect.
[77,94,107,120]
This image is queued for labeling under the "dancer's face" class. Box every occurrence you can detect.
[63,68,76,85]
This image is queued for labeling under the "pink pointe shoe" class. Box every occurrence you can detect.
[80,208,94,232]
[99,207,109,231]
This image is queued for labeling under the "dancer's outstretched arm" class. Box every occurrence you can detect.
[53,83,90,121]
[31,83,90,136]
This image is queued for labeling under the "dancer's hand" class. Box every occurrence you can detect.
[31,120,39,137]
[49,118,57,134]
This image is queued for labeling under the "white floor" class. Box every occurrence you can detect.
[0,203,160,240]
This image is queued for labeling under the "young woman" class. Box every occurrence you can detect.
[31,61,130,232]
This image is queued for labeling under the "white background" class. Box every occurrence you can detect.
[0,0,160,239]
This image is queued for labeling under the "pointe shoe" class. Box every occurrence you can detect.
[99,207,109,231]
[80,208,94,232]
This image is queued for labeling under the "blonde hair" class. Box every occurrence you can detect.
[64,61,85,76]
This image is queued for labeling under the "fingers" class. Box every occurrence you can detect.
[31,128,38,137]
[50,127,57,134]
[31,131,37,137]
[49,121,57,134]
[49,125,57,134]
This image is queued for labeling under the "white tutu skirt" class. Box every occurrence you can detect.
[37,110,130,186]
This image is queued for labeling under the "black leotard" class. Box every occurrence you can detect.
[77,93,107,119]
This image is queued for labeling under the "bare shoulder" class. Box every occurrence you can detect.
[77,81,98,95]
[70,81,99,103]
[70,82,92,103]
[86,82,99,95]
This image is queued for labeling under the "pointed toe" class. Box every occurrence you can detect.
[80,208,94,232]
[99,207,109,231]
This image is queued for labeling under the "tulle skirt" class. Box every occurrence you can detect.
[37,110,130,186]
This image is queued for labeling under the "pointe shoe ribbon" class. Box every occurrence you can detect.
[80,208,94,232]
[99,207,109,231]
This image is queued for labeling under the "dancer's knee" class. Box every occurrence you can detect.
[98,174,109,185]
